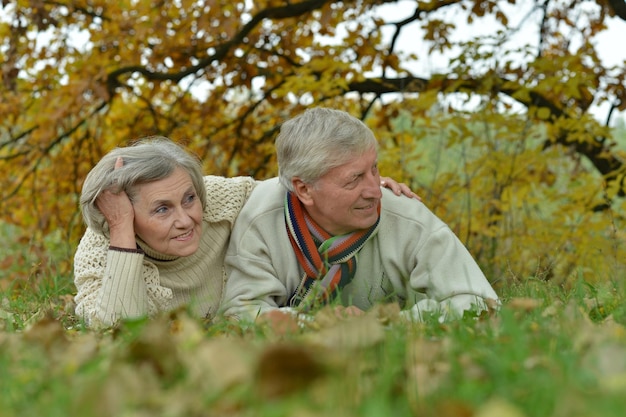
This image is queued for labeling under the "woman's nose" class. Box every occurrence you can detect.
[173,207,194,227]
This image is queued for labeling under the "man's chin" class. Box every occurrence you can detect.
[354,216,379,231]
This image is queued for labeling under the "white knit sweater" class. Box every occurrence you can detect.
[73,175,256,328]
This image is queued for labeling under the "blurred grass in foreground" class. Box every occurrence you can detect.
[1,221,626,416]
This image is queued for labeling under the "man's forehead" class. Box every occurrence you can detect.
[327,151,378,176]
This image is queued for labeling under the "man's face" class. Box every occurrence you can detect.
[298,147,382,236]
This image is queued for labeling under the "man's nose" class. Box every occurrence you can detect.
[363,172,383,198]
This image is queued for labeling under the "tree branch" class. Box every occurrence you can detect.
[105,0,332,96]
[606,0,626,20]
[347,73,625,199]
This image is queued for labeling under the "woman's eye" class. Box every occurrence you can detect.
[155,206,168,214]
[184,194,196,205]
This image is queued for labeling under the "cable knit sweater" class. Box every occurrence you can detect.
[73,175,256,328]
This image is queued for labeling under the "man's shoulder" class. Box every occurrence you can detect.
[380,189,445,228]
[230,178,287,231]
[235,177,286,220]
[247,177,286,204]
[380,188,423,214]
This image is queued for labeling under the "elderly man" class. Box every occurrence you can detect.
[221,107,498,322]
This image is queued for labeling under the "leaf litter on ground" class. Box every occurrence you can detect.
[1,284,626,416]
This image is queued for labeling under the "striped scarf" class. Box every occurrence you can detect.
[284,191,380,311]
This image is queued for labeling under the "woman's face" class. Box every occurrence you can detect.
[132,167,203,257]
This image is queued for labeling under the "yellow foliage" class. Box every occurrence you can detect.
[1,0,624,285]
[536,107,551,120]
[379,105,626,285]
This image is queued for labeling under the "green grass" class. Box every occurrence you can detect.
[1,226,626,416]
[1,279,625,416]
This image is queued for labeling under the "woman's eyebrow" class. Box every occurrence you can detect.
[149,198,173,208]
[150,185,195,206]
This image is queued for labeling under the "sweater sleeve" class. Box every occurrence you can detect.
[73,228,153,328]
[403,224,499,321]
[203,175,257,226]
[220,180,298,321]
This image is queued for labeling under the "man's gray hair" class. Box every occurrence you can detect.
[80,136,206,236]
[275,107,378,190]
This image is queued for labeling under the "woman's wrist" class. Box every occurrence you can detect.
[109,245,143,254]
[108,227,137,249]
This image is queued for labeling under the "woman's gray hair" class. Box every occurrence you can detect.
[80,136,206,235]
[275,107,378,190]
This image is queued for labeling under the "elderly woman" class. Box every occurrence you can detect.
[74,136,414,328]
[74,137,256,328]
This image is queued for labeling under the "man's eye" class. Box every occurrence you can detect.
[346,177,360,187]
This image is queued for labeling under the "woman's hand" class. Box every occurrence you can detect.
[380,176,421,201]
[96,157,136,248]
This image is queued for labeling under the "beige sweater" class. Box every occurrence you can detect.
[73,175,256,328]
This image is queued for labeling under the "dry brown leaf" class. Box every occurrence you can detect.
[507,297,543,311]
[169,310,205,347]
[474,397,527,417]
[23,310,68,352]
[458,352,487,380]
[60,332,100,373]
[184,337,255,394]
[541,300,564,317]
[255,342,326,399]
[406,338,450,406]
[121,317,183,381]
[430,400,474,417]
[600,372,626,393]
[72,362,162,417]
[582,342,626,387]
[258,310,301,336]
[366,302,402,325]
[303,314,385,350]
[310,305,356,329]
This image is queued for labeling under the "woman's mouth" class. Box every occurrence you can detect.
[174,229,193,240]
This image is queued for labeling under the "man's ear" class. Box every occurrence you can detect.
[291,177,314,206]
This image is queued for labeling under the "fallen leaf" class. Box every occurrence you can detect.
[303,314,385,350]
[406,338,450,406]
[259,310,300,336]
[184,337,255,394]
[119,317,183,382]
[255,342,326,399]
[71,362,161,417]
[23,310,68,352]
[367,302,402,325]
[475,397,527,417]
[507,297,543,311]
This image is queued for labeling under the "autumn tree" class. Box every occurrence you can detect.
[1,0,625,283]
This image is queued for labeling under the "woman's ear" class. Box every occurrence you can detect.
[291,177,314,206]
